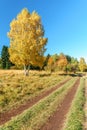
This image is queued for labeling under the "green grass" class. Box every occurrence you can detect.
[63,78,85,130]
[0,78,78,130]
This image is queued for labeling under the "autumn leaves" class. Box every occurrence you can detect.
[8,8,47,75]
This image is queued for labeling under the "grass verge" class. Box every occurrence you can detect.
[63,78,85,130]
[0,78,78,130]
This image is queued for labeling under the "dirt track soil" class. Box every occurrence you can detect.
[0,78,70,125]
[41,78,80,130]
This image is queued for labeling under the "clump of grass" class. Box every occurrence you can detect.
[0,78,77,130]
[63,78,85,130]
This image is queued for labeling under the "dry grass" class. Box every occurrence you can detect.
[0,70,70,113]
[0,77,77,130]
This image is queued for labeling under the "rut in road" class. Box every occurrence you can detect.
[0,78,70,125]
[41,78,80,130]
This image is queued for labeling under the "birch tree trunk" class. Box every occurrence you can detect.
[24,65,30,76]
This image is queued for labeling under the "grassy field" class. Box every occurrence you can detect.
[0,70,86,130]
[0,70,70,113]
[0,77,77,130]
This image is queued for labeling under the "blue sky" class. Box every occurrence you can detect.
[0,0,87,61]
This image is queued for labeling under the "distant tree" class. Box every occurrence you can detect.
[57,53,68,72]
[79,57,86,72]
[45,56,55,72]
[52,54,59,62]
[0,58,2,69]
[1,45,12,69]
[43,54,50,70]
[66,55,71,63]
[8,8,47,75]
[68,57,79,73]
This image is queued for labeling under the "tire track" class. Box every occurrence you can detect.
[0,78,70,125]
[41,78,80,130]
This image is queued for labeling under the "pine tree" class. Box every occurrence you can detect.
[1,45,12,69]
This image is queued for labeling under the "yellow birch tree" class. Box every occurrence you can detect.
[79,57,86,72]
[8,8,47,75]
[57,53,68,71]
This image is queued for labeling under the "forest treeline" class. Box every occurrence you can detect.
[0,45,87,73]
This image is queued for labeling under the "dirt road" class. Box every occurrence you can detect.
[41,78,80,130]
[0,78,70,125]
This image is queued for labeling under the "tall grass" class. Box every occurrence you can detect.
[0,78,77,130]
[63,78,85,130]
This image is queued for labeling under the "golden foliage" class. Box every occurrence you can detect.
[48,57,54,65]
[79,57,86,72]
[8,8,47,68]
[57,54,68,70]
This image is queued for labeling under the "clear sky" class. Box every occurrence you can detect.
[0,0,87,61]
